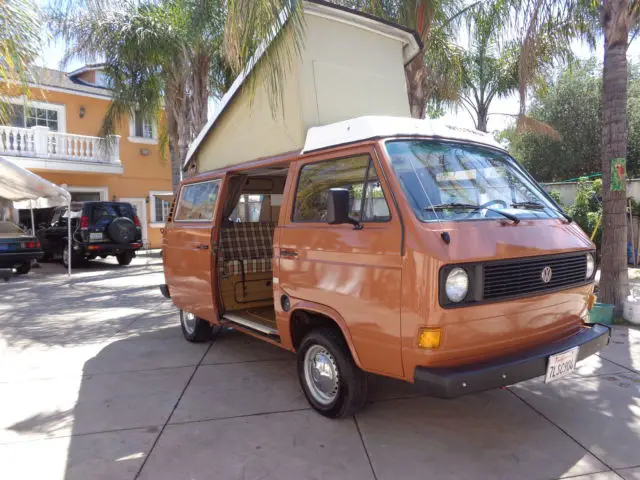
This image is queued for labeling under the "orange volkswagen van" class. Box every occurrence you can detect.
[161,116,609,418]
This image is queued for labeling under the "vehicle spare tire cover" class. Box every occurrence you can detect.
[107,217,136,244]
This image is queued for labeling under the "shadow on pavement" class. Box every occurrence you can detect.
[0,256,169,348]
[2,258,638,479]
[54,325,639,479]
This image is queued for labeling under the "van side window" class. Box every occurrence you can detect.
[175,180,220,221]
[293,155,390,223]
[228,194,283,223]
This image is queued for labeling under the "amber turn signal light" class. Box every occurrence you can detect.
[587,293,597,311]
[417,327,442,349]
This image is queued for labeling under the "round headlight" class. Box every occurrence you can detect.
[445,268,469,303]
[586,253,595,279]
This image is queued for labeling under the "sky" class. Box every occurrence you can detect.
[439,39,640,133]
[36,2,640,135]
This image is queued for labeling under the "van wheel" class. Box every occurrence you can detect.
[180,310,216,342]
[297,328,368,418]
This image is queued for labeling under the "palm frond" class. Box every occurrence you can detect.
[224,0,304,117]
[48,0,226,188]
[0,0,42,123]
[516,113,561,141]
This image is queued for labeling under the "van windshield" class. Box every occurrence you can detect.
[385,140,562,223]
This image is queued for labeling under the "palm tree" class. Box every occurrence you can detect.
[50,0,299,190]
[332,0,468,119]
[511,0,595,136]
[0,0,42,124]
[460,2,519,132]
[598,0,640,312]
[510,0,638,312]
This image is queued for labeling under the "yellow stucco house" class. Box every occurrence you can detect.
[0,65,172,248]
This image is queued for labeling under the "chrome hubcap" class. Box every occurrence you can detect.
[304,345,339,405]
[182,311,197,334]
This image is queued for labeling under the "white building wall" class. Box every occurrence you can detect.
[544,179,640,207]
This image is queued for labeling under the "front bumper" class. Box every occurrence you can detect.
[414,323,610,398]
[0,251,44,268]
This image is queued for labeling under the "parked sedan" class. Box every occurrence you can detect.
[0,221,43,276]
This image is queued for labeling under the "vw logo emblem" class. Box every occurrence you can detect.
[541,266,553,283]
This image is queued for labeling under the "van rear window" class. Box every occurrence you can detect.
[175,180,220,221]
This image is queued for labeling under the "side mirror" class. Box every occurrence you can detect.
[327,189,362,230]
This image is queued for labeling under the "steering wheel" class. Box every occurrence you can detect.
[464,199,508,218]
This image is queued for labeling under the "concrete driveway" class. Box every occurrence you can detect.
[0,256,638,480]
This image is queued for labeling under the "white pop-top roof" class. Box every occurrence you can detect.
[302,116,505,153]
[184,0,422,167]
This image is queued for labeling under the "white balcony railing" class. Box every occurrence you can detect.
[0,125,121,166]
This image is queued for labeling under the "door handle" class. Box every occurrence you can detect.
[196,244,209,250]
[280,249,298,258]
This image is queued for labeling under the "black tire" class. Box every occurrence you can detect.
[62,246,84,268]
[15,263,31,275]
[180,310,216,342]
[297,328,368,418]
[116,251,135,266]
[107,217,136,244]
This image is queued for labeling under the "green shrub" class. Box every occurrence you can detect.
[566,179,602,248]
[548,190,562,204]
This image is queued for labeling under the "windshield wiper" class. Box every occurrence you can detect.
[511,201,544,210]
[427,203,520,224]
[511,201,573,223]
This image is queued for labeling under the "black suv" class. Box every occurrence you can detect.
[37,202,143,267]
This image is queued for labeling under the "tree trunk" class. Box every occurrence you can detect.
[476,104,489,132]
[166,106,182,193]
[599,0,630,314]
[405,54,427,119]
[169,139,182,193]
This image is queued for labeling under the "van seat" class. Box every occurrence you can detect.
[218,222,276,276]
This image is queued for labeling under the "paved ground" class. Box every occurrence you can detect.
[0,255,638,480]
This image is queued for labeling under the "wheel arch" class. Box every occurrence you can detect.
[287,301,363,369]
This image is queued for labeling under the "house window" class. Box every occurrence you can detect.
[0,100,63,132]
[94,71,113,88]
[149,191,174,224]
[132,111,155,139]
[26,106,59,131]
[0,103,25,127]
[71,192,101,202]
[154,197,170,222]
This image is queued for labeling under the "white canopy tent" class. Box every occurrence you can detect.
[0,156,73,275]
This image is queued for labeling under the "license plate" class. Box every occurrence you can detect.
[0,245,8,251]
[90,232,103,241]
[545,347,579,383]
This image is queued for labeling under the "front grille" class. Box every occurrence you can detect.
[483,254,588,301]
